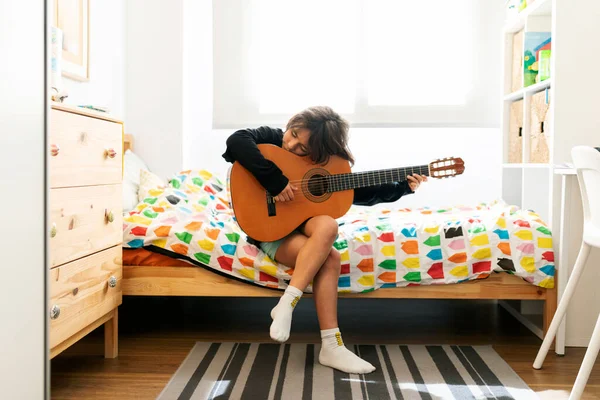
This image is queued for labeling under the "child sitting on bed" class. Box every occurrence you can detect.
[222,106,427,374]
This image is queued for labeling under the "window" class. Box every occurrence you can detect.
[213,0,497,128]
[365,1,471,106]
[252,0,359,114]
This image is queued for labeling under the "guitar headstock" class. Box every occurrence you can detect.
[429,157,465,179]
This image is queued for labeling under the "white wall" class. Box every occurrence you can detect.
[552,0,600,347]
[553,0,600,346]
[125,0,185,180]
[59,0,126,119]
[187,127,502,208]
[0,0,47,397]
[126,0,213,180]
[182,0,213,169]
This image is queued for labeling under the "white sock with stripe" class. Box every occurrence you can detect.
[319,328,376,374]
[270,285,303,342]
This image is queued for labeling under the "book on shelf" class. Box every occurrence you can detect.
[524,32,551,87]
[77,105,110,113]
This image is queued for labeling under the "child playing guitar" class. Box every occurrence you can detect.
[222,106,427,374]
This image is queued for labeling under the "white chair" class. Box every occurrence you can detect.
[533,146,600,399]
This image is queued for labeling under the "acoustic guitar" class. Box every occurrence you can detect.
[229,144,465,242]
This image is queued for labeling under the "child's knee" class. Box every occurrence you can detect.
[324,250,341,273]
[312,216,339,243]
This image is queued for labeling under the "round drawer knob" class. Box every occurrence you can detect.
[108,276,117,288]
[104,148,117,159]
[50,305,60,320]
[50,144,60,157]
[105,210,114,223]
[50,223,57,238]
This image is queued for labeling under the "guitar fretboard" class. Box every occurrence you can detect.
[326,165,430,193]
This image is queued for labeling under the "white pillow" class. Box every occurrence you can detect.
[123,149,149,212]
[138,169,166,202]
[122,181,139,213]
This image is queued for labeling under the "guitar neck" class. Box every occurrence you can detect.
[327,164,430,193]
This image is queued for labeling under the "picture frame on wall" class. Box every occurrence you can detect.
[53,0,89,81]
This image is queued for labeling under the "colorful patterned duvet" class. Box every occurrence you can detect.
[123,170,555,293]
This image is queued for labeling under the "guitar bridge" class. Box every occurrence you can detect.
[266,193,276,217]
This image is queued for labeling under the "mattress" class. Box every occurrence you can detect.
[123,169,555,293]
[123,247,193,267]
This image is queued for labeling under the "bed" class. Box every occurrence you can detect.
[120,134,557,336]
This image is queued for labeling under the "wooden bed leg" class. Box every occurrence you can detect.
[104,308,119,358]
[543,285,557,351]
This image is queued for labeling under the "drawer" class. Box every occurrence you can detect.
[49,246,122,349]
[49,109,122,188]
[50,185,122,268]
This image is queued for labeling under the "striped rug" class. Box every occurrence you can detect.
[158,343,537,400]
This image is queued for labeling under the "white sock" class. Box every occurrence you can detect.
[270,285,303,342]
[319,328,376,374]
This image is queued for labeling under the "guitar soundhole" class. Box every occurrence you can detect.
[307,174,329,197]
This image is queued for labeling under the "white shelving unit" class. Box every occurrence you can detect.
[501,0,554,223]
[502,0,600,223]
[500,0,600,349]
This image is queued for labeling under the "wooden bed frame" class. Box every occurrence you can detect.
[121,134,557,336]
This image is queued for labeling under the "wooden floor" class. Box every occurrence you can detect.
[51,296,600,399]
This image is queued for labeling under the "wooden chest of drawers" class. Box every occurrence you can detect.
[49,103,123,359]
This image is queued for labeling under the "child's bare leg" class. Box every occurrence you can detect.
[312,250,340,330]
[273,232,339,339]
[269,216,337,342]
[290,215,339,290]
[313,250,375,374]
[271,217,375,373]
[270,233,308,342]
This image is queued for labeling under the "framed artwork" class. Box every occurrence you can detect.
[53,0,89,81]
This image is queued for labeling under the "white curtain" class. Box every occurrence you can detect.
[213,0,501,128]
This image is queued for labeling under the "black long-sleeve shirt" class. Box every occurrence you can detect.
[222,126,413,207]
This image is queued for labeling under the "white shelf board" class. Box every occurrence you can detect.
[504,78,552,102]
[503,163,551,168]
[504,0,553,33]
[554,167,576,175]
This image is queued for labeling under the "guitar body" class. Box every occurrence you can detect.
[229,144,354,242]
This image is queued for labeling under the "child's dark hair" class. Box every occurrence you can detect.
[286,106,354,166]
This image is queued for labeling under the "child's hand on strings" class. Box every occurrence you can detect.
[274,183,297,202]
[407,174,428,192]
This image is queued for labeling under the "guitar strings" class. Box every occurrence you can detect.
[260,164,457,201]
[283,175,431,189]
[283,167,432,186]
[270,170,433,200]
[284,165,431,183]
